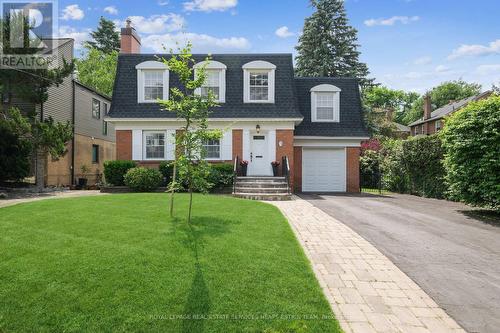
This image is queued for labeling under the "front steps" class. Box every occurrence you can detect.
[233,176,292,201]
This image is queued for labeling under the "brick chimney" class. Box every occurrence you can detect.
[423,94,432,120]
[120,19,141,54]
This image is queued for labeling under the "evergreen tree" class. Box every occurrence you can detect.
[295,0,373,87]
[86,17,120,54]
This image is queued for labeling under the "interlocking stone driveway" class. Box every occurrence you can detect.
[272,198,465,333]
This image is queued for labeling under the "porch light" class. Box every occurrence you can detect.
[256,124,261,134]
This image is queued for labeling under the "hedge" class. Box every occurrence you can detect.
[124,167,163,192]
[103,160,136,186]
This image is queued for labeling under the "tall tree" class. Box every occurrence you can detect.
[295,0,373,87]
[76,47,118,96]
[86,17,120,54]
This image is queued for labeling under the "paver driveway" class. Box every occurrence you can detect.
[302,193,500,333]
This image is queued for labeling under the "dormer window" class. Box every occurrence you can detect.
[136,61,169,103]
[194,60,226,103]
[243,61,276,103]
[310,84,341,122]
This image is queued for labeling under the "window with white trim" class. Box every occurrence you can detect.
[144,131,165,160]
[203,139,221,159]
[201,70,221,100]
[136,61,169,103]
[435,120,442,131]
[243,61,276,103]
[194,60,226,103]
[310,84,341,122]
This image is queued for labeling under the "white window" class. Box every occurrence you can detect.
[136,61,169,103]
[144,131,165,160]
[203,139,221,159]
[194,60,226,103]
[243,61,276,103]
[310,84,341,122]
[435,120,442,131]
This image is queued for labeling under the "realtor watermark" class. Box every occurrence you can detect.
[0,0,58,69]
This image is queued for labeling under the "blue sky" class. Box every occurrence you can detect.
[56,0,500,93]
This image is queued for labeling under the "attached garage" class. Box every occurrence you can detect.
[302,148,346,192]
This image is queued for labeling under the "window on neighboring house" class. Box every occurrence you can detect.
[103,120,108,135]
[92,144,99,163]
[144,70,164,101]
[144,132,165,160]
[310,84,341,122]
[103,103,108,116]
[92,99,100,119]
[243,61,276,103]
[203,139,221,159]
[435,120,442,131]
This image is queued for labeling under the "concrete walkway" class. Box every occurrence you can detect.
[272,198,465,333]
[0,190,106,209]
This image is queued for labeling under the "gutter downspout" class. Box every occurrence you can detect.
[71,80,76,185]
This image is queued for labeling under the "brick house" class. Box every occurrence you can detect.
[409,91,492,136]
[106,23,369,194]
[1,38,115,186]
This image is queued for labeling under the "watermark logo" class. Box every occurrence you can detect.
[0,0,58,69]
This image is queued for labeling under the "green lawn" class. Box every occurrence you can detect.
[0,194,341,332]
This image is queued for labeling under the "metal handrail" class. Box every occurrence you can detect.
[282,156,291,194]
[233,155,239,194]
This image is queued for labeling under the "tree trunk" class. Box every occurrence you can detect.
[169,162,177,218]
[188,186,193,224]
[35,149,46,190]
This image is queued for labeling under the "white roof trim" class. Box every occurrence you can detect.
[294,136,369,140]
[242,60,276,70]
[105,117,303,122]
[135,61,168,70]
[310,84,341,92]
[193,60,227,69]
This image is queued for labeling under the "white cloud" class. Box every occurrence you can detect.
[103,6,118,15]
[184,0,237,12]
[364,15,419,27]
[476,64,500,75]
[57,25,90,49]
[158,0,169,5]
[413,56,432,65]
[448,39,500,60]
[143,32,250,53]
[60,4,84,21]
[435,65,450,73]
[275,26,294,38]
[122,14,186,34]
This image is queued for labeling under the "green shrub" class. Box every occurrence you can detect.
[208,163,234,190]
[124,167,163,192]
[159,161,174,185]
[441,95,500,209]
[103,160,136,186]
[381,139,409,193]
[360,150,381,189]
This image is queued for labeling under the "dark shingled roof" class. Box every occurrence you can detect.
[293,78,369,137]
[108,53,302,119]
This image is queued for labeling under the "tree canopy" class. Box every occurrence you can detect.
[76,47,118,97]
[86,17,121,54]
[295,0,373,87]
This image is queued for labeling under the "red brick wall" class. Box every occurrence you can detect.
[116,130,132,160]
[232,129,242,161]
[346,147,360,193]
[293,147,302,193]
[276,129,294,189]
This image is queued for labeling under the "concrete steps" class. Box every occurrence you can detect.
[233,176,291,201]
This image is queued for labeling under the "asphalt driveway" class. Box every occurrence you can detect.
[301,193,500,333]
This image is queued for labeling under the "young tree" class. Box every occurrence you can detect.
[86,17,121,54]
[76,47,118,96]
[295,0,373,87]
[0,13,74,188]
[158,43,221,223]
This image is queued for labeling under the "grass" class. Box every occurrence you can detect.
[361,188,391,195]
[0,194,341,332]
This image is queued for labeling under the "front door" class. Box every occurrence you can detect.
[248,134,270,176]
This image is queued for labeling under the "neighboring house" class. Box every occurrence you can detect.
[392,122,410,138]
[409,91,492,136]
[106,23,368,193]
[1,38,115,186]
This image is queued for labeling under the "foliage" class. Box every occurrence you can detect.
[158,42,221,222]
[0,194,341,332]
[403,80,482,125]
[208,163,234,189]
[440,96,500,209]
[85,17,120,54]
[124,167,163,192]
[380,139,409,193]
[295,0,373,87]
[31,117,73,159]
[0,108,32,181]
[159,161,174,185]
[360,150,381,189]
[103,160,136,186]
[76,47,118,96]
[360,138,381,153]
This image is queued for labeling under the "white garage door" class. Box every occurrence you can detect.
[302,148,346,192]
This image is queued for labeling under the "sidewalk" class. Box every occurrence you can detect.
[272,198,465,333]
[0,190,106,209]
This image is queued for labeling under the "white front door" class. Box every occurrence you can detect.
[248,134,271,176]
